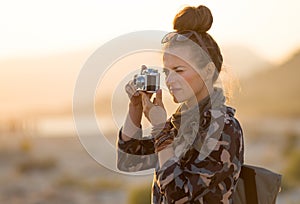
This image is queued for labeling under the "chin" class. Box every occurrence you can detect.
[172,96,184,104]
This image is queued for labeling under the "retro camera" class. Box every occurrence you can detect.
[133,65,160,93]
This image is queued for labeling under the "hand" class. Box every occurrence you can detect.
[123,80,145,139]
[125,80,143,107]
[140,89,167,126]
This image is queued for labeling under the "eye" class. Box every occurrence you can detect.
[174,66,185,72]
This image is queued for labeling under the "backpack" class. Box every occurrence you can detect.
[233,164,282,204]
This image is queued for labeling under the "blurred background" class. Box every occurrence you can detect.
[1,0,300,203]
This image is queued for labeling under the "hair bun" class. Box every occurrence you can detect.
[173,5,213,33]
[195,5,213,32]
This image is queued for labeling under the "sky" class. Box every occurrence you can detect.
[0,0,299,63]
[1,0,300,118]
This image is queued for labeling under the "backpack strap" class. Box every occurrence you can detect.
[240,165,259,204]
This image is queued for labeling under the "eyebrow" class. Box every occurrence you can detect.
[164,66,184,70]
[172,66,185,70]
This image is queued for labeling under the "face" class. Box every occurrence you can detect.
[163,47,210,107]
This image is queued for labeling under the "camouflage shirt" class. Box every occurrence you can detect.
[117,104,244,204]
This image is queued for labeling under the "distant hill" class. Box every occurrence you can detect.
[234,49,300,117]
[222,45,273,78]
[1,45,299,119]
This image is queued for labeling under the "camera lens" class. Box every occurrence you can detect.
[136,76,145,90]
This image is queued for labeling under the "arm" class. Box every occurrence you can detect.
[117,80,158,172]
[117,102,157,172]
[117,83,169,172]
[156,116,244,203]
[117,129,157,172]
[121,85,143,141]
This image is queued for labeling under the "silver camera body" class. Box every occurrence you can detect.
[133,66,160,93]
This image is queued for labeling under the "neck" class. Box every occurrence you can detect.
[185,86,213,108]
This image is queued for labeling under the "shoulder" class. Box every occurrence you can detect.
[203,106,242,131]
[222,106,243,140]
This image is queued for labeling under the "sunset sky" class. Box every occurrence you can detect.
[1,0,300,117]
[0,0,299,62]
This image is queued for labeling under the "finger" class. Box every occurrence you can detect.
[128,80,137,91]
[155,89,163,106]
[126,81,139,97]
[148,93,154,100]
[125,84,135,98]
[153,97,157,105]
[125,83,132,95]
[129,80,140,96]
[141,64,147,69]
[141,92,152,107]
[129,80,134,86]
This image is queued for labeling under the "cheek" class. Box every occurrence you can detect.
[182,72,205,92]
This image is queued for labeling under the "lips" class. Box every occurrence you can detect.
[169,87,182,94]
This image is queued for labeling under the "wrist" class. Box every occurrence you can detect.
[129,101,142,109]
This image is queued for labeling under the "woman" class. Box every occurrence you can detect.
[117,5,244,204]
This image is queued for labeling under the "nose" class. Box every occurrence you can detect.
[165,71,176,87]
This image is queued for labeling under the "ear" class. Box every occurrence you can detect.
[204,62,216,80]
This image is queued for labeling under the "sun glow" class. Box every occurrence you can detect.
[1,0,300,117]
